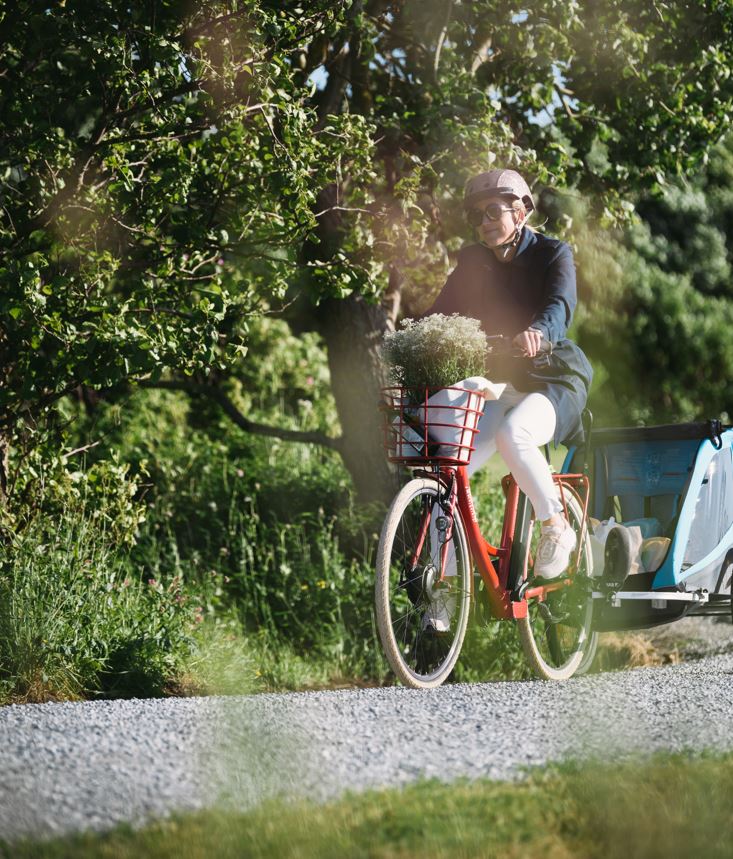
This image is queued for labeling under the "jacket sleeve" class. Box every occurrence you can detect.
[529,242,577,343]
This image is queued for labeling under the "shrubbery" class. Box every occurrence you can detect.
[0,317,542,703]
[0,461,199,702]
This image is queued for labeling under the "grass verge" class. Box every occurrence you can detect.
[5,751,733,858]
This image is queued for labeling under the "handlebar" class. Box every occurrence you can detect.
[486,334,553,359]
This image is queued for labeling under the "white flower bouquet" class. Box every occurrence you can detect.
[382,313,488,391]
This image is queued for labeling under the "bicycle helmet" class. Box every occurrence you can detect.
[464,169,535,213]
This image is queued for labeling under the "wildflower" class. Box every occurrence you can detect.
[382,313,487,390]
[236,468,245,478]
[148,578,157,587]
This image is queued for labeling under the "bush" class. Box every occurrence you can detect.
[0,463,199,703]
[0,315,531,700]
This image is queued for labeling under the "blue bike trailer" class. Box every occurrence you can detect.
[563,421,733,631]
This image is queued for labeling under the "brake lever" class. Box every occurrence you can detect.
[510,340,553,359]
[486,335,553,359]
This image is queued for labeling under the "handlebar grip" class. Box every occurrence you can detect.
[487,335,553,358]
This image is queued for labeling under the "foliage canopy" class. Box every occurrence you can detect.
[2,0,733,494]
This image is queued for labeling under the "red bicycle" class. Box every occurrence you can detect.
[376,339,597,688]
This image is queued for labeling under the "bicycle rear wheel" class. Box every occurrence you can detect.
[375,477,472,689]
[517,490,597,680]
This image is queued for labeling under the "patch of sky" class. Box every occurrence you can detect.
[503,11,581,126]
[526,64,579,127]
[307,65,328,90]
[179,56,192,82]
[368,46,406,74]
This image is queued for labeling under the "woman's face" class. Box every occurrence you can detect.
[469,194,523,248]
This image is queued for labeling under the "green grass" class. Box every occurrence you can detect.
[0,486,199,704]
[7,751,733,858]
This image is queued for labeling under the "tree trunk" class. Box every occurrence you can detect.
[316,293,396,504]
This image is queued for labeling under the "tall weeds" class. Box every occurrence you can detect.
[0,509,197,703]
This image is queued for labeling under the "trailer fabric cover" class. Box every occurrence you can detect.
[683,445,733,568]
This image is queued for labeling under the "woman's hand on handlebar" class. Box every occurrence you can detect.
[512,328,544,358]
[486,332,552,358]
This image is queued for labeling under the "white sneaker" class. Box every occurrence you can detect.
[534,520,576,580]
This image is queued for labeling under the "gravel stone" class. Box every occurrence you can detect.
[2,652,733,841]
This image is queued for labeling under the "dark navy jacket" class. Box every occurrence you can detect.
[425,228,592,446]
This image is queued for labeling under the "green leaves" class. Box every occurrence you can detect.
[0,1,370,436]
[574,133,733,425]
[3,0,733,457]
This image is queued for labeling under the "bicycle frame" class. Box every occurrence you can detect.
[431,465,590,620]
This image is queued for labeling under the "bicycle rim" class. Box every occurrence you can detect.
[375,478,472,689]
[517,491,597,680]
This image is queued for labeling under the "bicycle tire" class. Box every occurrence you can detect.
[375,477,472,689]
[516,491,597,680]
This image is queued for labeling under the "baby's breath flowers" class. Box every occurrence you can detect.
[382,314,488,390]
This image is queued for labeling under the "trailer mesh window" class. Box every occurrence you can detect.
[683,447,733,568]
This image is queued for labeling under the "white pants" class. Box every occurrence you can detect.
[467,384,562,522]
[428,385,561,590]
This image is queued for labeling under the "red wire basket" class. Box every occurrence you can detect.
[380,385,485,466]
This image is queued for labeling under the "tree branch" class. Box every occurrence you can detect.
[433,1,453,81]
[471,36,496,75]
[139,379,343,451]
[554,84,577,120]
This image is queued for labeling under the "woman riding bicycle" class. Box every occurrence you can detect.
[423,168,593,581]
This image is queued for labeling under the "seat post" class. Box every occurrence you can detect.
[580,408,593,475]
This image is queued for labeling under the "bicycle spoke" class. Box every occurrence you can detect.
[376,478,472,687]
[518,489,596,680]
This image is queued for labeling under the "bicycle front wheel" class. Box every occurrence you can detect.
[375,477,472,689]
[517,490,597,681]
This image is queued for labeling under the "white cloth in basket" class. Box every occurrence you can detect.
[425,377,505,459]
[392,377,505,460]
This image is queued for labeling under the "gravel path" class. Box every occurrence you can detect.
[2,651,733,842]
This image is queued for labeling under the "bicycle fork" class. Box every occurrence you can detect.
[436,472,458,584]
[404,473,458,586]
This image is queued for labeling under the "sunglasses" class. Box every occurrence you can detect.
[466,202,514,227]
